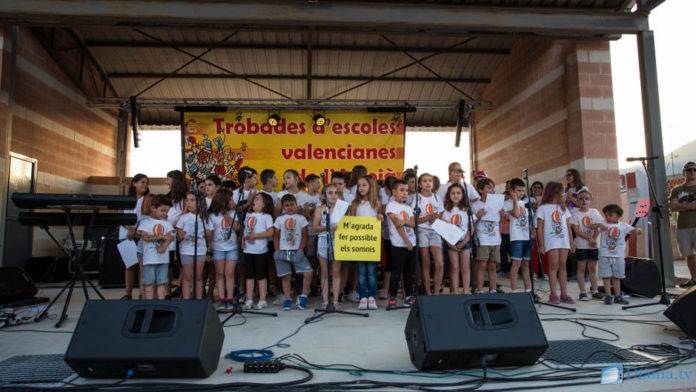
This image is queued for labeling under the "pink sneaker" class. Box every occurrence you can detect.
[549,294,560,304]
[560,294,575,304]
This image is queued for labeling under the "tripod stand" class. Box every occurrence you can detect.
[623,158,673,310]
[305,172,368,323]
[524,169,576,312]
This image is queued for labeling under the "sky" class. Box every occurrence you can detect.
[130,0,690,180]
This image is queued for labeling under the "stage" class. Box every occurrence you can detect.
[1,261,695,391]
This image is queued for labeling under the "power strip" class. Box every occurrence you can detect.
[243,360,285,373]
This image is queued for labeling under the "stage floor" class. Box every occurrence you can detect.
[1,260,695,392]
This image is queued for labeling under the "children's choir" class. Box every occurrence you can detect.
[120,162,641,310]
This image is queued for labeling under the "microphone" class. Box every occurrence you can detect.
[413,165,418,172]
[626,156,658,162]
[320,172,326,180]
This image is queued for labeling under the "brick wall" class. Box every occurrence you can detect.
[473,39,621,210]
[0,28,119,257]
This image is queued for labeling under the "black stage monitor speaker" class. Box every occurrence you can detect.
[65,300,224,378]
[405,293,548,370]
[99,235,128,288]
[0,267,38,303]
[621,257,660,298]
[664,286,696,338]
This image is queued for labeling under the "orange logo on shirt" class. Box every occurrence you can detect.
[608,227,619,240]
[582,216,592,227]
[450,214,462,227]
[400,210,409,220]
[284,218,296,230]
[221,217,231,230]
[551,210,561,223]
[425,203,434,214]
[152,224,164,236]
[519,206,525,216]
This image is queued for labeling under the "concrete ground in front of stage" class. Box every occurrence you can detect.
[1,259,695,392]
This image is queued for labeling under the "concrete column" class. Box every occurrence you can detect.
[637,30,674,286]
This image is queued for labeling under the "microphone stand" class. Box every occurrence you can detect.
[191,176,205,301]
[220,172,277,322]
[622,158,674,310]
[305,172,368,323]
[524,168,575,312]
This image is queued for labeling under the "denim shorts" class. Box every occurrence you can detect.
[142,263,168,285]
[599,256,625,279]
[510,240,531,261]
[180,254,206,265]
[273,250,313,277]
[212,249,238,261]
[418,228,442,248]
[317,235,334,260]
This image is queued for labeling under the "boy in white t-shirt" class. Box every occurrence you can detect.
[504,179,532,293]
[591,204,643,305]
[472,178,504,294]
[570,190,604,301]
[259,169,279,206]
[273,194,313,310]
[385,179,417,309]
[138,195,176,300]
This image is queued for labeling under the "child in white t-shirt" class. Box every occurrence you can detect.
[591,204,642,305]
[303,174,323,295]
[385,179,417,309]
[412,173,443,296]
[570,190,604,301]
[536,182,575,304]
[440,183,472,295]
[206,188,238,311]
[259,169,279,206]
[472,178,504,294]
[276,169,308,217]
[139,194,175,300]
[242,193,275,310]
[504,179,532,293]
[176,192,212,300]
[273,194,312,311]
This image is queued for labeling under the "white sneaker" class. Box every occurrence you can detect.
[348,290,360,303]
[358,297,368,310]
[272,294,287,305]
[367,296,378,310]
[255,300,268,310]
[243,300,254,310]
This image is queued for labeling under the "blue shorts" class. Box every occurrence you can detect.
[510,240,531,261]
[462,240,472,250]
[142,263,168,285]
[317,235,334,260]
[212,249,238,261]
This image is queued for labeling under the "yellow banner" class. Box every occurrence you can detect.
[334,216,381,262]
[182,110,405,186]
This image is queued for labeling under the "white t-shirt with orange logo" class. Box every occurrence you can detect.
[386,201,416,248]
[208,212,237,252]
[504,200,530,242]
[139,217,174,265]
[570,208,603,249]
[536,204,572,251]
[472,201,501,246]
[176,213,209,256]
[441,207,469,244]
[273,214,308,251]
[243,212,274,254]
[599,221,634,258]
[411,193,442,230]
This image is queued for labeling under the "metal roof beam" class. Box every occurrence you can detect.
[107,73,491,84]
[84,41,511,54]
[0,1,649,36]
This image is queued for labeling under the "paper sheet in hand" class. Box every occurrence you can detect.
[117,239,139,268]
[331,199,350,224]
[482,194,505,222]
[432,220,465,246]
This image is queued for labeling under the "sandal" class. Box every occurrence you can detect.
[120,294,132,300]
[319,302,329,310]
[332,302,344,311]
